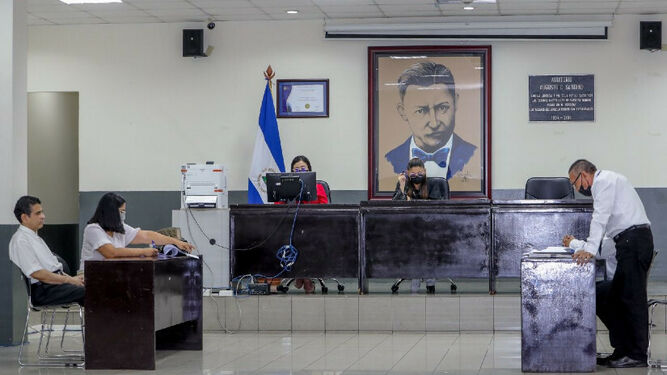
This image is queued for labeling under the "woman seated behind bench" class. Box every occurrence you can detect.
[79,192,194,272]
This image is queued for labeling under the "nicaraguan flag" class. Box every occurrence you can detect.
[248,82,286,203]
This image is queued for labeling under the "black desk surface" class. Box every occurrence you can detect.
[84,256,202,370]
[230,204,360,279]
[229,200,594,293]
[361,200,491,279]
[492,200,593,278]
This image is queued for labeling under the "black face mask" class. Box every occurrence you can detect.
[409,175,425,185]
[579,186,592,197]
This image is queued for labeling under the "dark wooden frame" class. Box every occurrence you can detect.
[368,45,492,199]
[276,79,330,118]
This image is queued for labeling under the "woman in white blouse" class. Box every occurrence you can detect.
[79,192,194,272]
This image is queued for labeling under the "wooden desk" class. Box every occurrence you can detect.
[84,256,202,370]
[230,204,360,282]
[360,200,491,293]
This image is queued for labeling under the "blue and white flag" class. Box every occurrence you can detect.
[248,82,286,204]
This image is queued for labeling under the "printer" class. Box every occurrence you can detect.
[180,162,228,208]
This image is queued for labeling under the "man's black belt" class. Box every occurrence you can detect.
[613,224,651,242]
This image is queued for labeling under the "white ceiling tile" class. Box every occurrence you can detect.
[98,17,162,24]
[190,0,254,7]
[375,0,435,4]
[36,10,96,18]
[215,13,272,20]
[207,7,265,16]
[312,0,375,5]
[251,0,314,6]
[499,8,559,14]
[318,4,380,12]
[125,0,195,10]
[47,17,107,24]
[146,8,207,17]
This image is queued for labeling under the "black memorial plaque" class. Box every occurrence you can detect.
[529,75,594,121]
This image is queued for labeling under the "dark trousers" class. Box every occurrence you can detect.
[596,226,653,361]
[31,282,85,307]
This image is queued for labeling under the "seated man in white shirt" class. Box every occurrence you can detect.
[9,196,84,306]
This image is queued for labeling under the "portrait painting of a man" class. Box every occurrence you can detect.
[369,46,491,198]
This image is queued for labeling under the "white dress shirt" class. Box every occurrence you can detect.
[9,225,63,284]
[570,236,617,277]
[409,135,453,178]
[79,223,140,271]
[578,169,650,256]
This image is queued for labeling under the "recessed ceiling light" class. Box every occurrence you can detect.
[464,6,475,10]
[60,0,121,3]
[286,10,299,14]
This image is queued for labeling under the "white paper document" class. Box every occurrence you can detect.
[530,246,574,254]
[286,85,324,112]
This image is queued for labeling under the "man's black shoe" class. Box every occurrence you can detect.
[596,352,621,366]
[607,356,647,368]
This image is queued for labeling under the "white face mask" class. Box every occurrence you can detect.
[120,211,126,222]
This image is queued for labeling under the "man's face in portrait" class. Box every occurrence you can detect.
[397,83,457,153]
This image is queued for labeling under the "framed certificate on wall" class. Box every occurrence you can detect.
[276,79,329,118]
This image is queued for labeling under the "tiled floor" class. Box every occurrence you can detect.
[3,331,667,375]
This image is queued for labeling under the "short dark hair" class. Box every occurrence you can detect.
[398,61,456,104]
[290,155,312,172]
[88,192,126,234]
[568,159,597,175]
[14,196,41,224]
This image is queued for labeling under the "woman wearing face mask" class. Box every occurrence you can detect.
[78,192,194,273]
[275,156,328,293]
[276,155,329,204]
[393,158,448,201]
[393,158,447,293]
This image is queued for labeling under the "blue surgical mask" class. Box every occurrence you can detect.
[120,211,126,222]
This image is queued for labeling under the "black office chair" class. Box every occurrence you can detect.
[429,177,450,199]
[390,176,452,294]
[317,179,332,203]
[524,177,574,199]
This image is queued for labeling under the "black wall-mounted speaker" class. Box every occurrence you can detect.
[183,29,204,57]
[640,21,662,50]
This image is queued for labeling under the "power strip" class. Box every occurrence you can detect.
[248,283,270,295]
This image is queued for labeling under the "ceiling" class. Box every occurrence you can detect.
[27,0,667,26]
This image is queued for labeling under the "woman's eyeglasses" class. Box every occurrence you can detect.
[293,167,309,172]
[408,172,425,178]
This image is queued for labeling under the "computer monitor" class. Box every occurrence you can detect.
[266,172,317,202]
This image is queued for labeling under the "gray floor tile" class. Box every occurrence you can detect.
[425,295,459,332]
[292,296,325,331]
[359,296,392,331]
[325,295,359,331]
[391,295,425,331]
[258,295,292,331]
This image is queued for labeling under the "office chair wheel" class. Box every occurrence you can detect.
[277,285,289,293]
[448,278,457,294]
[391,278,404,294]
[321,286,328,294]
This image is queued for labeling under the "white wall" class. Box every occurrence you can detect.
[27,15,667,193]
[1,0,27,224]
[28,92,79,224]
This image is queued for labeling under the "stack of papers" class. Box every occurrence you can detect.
[526,246,574,257]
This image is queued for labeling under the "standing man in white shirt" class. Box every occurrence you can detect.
[563,159,652,368]
[9,196,84,306]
